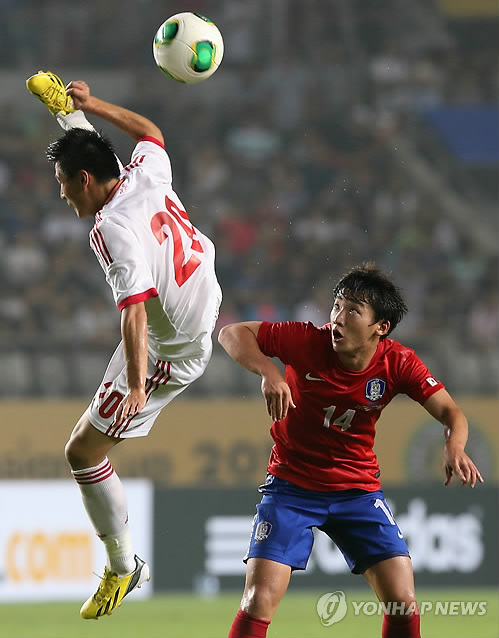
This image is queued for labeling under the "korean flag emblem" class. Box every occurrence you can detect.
[365,378,386,402]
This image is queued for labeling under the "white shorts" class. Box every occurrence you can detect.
[87,342,211,439]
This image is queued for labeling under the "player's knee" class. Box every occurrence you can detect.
[241,584,280,619]
[395,585,417,608]
[64,435,88,469]
[377,578,416,610]
[387,594,418,616]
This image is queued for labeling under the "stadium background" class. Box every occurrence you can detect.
[0,0,497,637]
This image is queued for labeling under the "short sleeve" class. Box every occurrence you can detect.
[90,220,158,310]
[124,136,172,185]
[398,351,445,405]
[257,321,314,366]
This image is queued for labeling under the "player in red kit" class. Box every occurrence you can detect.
[218,264,483,638]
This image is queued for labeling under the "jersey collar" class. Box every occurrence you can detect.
[103,177,125,207]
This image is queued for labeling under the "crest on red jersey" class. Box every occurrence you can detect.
[365,377,386,402]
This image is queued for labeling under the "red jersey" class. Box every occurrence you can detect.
[257,321,444,492]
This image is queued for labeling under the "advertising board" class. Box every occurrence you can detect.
[0,480,153,601]
[154,486,498,590]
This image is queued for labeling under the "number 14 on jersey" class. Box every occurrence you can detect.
[323,405,355,431]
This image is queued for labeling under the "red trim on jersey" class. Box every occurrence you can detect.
[149,367,166,386]
[90,227,113,266]
[124,156,145,172]
[89,230,102,261]
[159,360,171,384]
[102,178,125,206]
[116,415,136,438]
[117,288,159,310]
[107,411,134,438]
[95,228,113,264]
[105,420,119,437]
[139,136,165,149]
[148,361,172,387]
[111,414,134,439]
[110,363,171,438]
[90,229,110,266]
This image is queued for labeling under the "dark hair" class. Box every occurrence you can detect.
[46,128,120,182]
[333,263,408,337]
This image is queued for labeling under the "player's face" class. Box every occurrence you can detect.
[330,294,387,354]
[55,163,93,219]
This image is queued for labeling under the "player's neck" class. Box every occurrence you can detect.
[101,178,123,206]
[337,341,379,371]
[86,178,121,218]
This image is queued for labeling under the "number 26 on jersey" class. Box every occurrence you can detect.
[151,195,204,287]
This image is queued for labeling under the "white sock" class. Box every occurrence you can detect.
[101,530,135,577]
[55,110,95,132]
[72,457,136,576]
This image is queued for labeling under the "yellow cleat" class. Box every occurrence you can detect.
[80,555,150,620]
[26,70,76,116]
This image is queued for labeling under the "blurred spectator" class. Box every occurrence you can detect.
[469,291,499,353]
[3,232,48,286]
[293,286,332,325]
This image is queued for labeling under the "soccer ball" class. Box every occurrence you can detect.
[153,12,224,84]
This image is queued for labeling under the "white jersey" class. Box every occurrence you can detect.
[89,136,221,360]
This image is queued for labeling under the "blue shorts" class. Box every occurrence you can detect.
[244,474,409,575]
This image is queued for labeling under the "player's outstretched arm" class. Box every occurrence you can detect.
[66,81,164,144]
[423,389,484,488]
[218,322,269,375]
[218,322,296,421]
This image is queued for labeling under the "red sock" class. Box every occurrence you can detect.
[228,609,270,638]
[382,610,420,638]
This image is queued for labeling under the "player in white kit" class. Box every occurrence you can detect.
[26,71,222,618]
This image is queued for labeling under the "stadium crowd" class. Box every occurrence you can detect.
[0,0,496,394]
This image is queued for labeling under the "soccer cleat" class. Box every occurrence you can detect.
[26,70,76,116]
[80,555,150,620]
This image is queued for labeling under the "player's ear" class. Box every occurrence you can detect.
[376,320,390,337]
[80,169,90,188]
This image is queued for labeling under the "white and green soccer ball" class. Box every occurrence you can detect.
[153,12,224,84]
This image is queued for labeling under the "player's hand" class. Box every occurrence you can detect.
[261,373,296,421]
[113,387,147,429]
[443,443,484,487]
[65,80,92,110]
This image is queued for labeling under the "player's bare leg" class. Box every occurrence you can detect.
[65,410,121,469]
[65,412,149,619]
[241,558,291,619]
[228,558,291,637]
[363,556,420,638]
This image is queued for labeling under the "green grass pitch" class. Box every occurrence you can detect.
[0,588,497,638]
